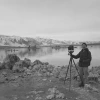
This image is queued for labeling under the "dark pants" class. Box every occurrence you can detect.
[79,67,89,84]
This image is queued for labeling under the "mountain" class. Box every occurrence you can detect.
[0,35,40,47]
[0,35,100,47]
[34,37,67,46]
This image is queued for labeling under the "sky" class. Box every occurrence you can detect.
[0,0,100,41]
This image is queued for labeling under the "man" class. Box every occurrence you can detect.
[71,43,92,87]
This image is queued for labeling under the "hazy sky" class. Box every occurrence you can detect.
[0,0,100,41]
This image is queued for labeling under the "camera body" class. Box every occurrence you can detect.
[68,45,74,53]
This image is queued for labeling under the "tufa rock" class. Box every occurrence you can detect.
[13,60,25,72]
[33,60,43,65]
[23,58,31,68]
[2,54,20,70]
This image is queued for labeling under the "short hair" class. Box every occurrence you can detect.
[82,42,87,47]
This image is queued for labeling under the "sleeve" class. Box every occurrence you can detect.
[71,51,80,59]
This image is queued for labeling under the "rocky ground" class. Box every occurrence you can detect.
[0,54,100,100]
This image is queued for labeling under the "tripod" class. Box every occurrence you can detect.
[64,53,82,91]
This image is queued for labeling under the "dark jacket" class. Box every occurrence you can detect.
[71,48,91,67]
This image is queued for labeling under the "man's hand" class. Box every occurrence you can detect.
[69,53,73,57]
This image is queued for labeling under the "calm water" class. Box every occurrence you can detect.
[0,45,100,68]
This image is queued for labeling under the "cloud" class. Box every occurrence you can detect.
[0,0,100,41]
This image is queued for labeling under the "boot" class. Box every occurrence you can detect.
[79,82,84,87]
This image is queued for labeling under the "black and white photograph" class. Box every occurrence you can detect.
[0,0,100,100]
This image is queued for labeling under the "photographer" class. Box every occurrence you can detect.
[70,43,92,87]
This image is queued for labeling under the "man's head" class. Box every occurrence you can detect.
[81,43,87,49]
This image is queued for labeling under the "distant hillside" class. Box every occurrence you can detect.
[0,35,40,47]
[0,35,100,47]
[34,37,67,46]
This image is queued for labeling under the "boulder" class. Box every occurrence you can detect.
[88,73,99,82]
[47,88,65,100]
[32,64,41,72]
[23,58,31,68]
[13,60,25,72]
[84,84,99,92]
[2,71,7,77]
[2,54,20,70]
[53,67,61,78]
[0,73,7,83]
[33,60,43,65]
[7,75,19,81]
[43,62,49,65]
[24,68,32,75]
[47,65,54,73]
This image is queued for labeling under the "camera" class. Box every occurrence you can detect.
[68,45,74,53]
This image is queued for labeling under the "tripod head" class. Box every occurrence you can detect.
[68,45,74,54]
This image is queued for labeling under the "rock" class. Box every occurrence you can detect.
[0,71,9,83]
[56,93,65,99]
[35,96,42,100]
[42,79,47,81]
[46,94,55,100]
[88,73,99,82]
[2,71,7,77]
[84,84,92,90]
[59,70,66,79]
[32,64,41,72]
[43,62,49,65]
[46,72,51,77]
[23,58,31,68]
[34,72,43,77]
[84,84,99,92]
[29,66,32,70]
[47,88,65,99]
[0,76,5,83]
[8,75,19,81]
[47,65,54,73]
[33,60,43,65]
[92,87,99,92]
[53,67,61,78]
[2,54,20,70]
[48,88,57,94]
[59,77,66,82]
[41,68,46,73]
[13,60,25,72]
[24,68,32,75]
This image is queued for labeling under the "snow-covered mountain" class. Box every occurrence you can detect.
[35,37,66,46]
[35,37,100,46]
[0,35,40,47]
[0,35,100,47]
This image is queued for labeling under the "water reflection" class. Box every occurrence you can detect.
[0,47,65,59]
[0,46,100,67]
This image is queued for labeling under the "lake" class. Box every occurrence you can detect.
[0,45,100,68]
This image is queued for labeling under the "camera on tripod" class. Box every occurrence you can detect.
[68,45,74,54]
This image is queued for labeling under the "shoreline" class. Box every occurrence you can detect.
[0,43,100,49]
[0,54,100,100]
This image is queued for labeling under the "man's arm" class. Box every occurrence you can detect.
[71,51,80,59]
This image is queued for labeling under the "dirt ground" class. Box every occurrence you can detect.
[0,69,100,100]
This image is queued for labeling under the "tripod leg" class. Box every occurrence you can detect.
[72,59,83,83]
[64,59,70,84]
[69,59,72,91]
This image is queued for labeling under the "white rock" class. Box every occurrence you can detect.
[46,94,55,100]
[56,93,65,99]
